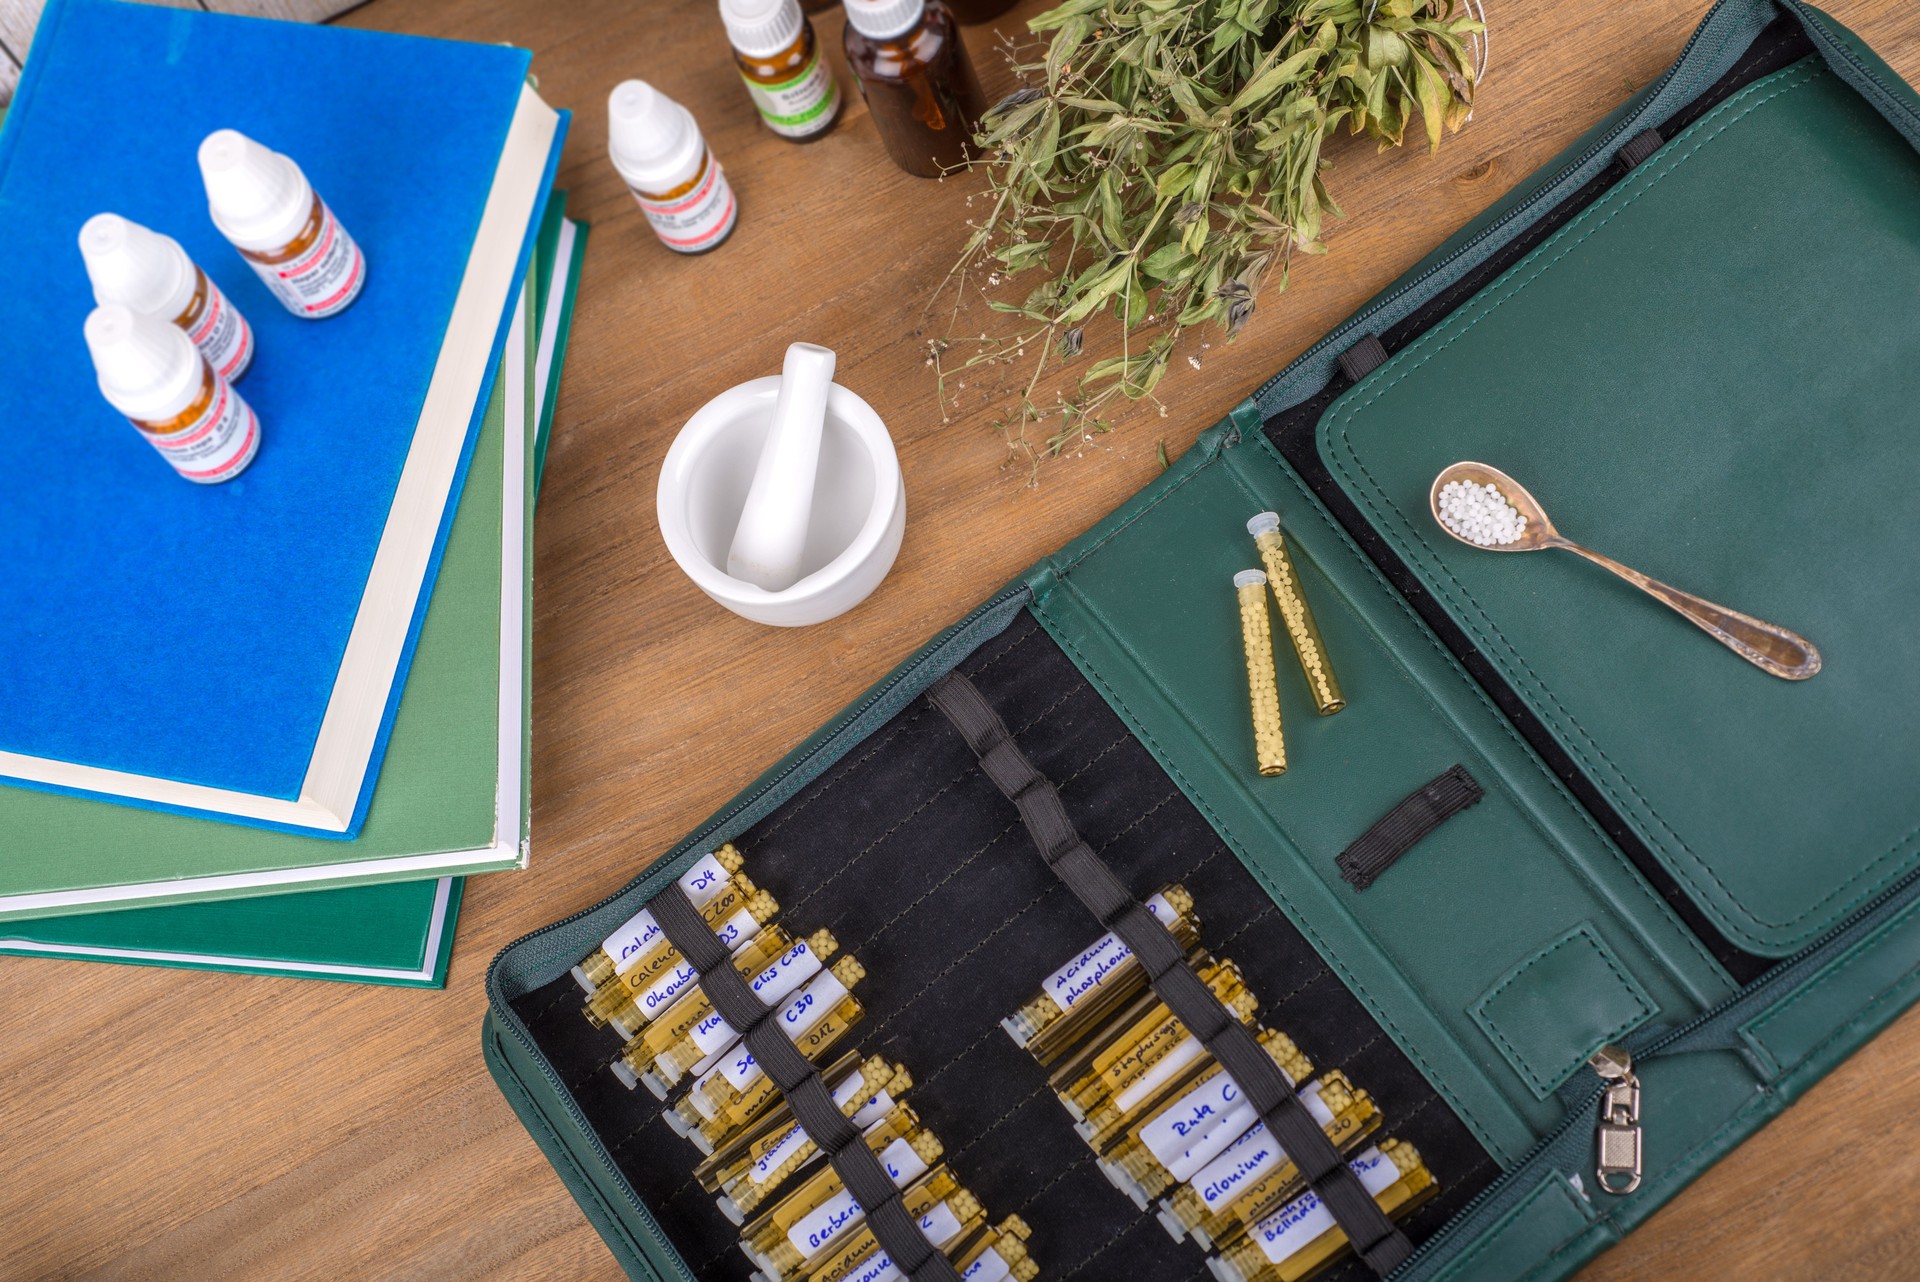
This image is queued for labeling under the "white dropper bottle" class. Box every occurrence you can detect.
[84,304,261,484]
[198,129,366,319]
[607,80,739,255]
[79,213,255,383]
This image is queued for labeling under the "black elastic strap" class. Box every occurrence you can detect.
[1336,764,1484,892]
[1337,333,1390,383]
[650,884,959,1281]
[927,672,1412,1276]
[1616,127,1665,171]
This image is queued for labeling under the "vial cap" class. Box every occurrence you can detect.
[1246,511,1281,537]
[607,80,695,175]
[84,304,202,420]
[843,0,927,40]
[78,214,194,317]
[198,129,307,247]
[719,0,804,58]
[1233,569,1268,589]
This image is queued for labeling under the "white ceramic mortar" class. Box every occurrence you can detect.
[656,376,905,627]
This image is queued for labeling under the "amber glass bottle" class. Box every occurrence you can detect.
[842,0,986,179]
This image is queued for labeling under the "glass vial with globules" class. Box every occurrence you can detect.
[842,0,986,179]
[722,0,843,142]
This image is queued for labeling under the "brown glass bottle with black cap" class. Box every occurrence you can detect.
[842,0,987,178]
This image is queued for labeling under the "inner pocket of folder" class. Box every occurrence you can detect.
[509,611,1499,1282]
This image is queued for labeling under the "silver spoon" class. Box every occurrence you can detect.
[1429,461,1821,681]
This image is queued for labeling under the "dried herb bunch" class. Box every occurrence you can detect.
[943,0,1483,473]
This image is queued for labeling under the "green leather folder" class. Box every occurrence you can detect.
[482,4,1920,1278]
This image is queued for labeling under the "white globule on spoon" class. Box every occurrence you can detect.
[1436,478,1528,547]
[726,342,838,591]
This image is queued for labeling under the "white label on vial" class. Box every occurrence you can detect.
[600,853,732,975]
[850,1090,894,1132]
[1188,1083,1335,1212]
[687,939,824,1056]
[749,1121,811,1186]
[135,375,259,484]
[712,969,849,1092]
[1111,1031,1205,1118]
[783,1139,928,1256]
[183,277,252,382]
[249,198,365,318]
[962,1249,1013,1282]
[1252,1147,1400,1265]
[637,960,702,1021]
[630,154,737,255]
[1043,893,1177,1013]
[1140,1068,1255,1176]
[743,54,839,139]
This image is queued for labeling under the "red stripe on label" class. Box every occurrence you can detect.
[304,250,363,314]
[658,196,736,249]
[216,323,252,381]
[639,164,721,217]
[179,411,256,479]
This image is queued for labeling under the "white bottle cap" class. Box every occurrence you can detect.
[84,304,204,423]
[719,0,804,58]
[198,129,314,253]
[607,80,706,195]
[843,0,927,40]
[78,214,196,319]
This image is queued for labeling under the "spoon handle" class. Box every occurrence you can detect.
[1555,541,1821,680]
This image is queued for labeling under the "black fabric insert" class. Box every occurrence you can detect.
[1262,17,1816,986]
[1336,765,1485,893]
[927,670,1411,1275]
[510,613,1496,1282]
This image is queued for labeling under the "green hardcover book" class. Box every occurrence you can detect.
[0,201,584,982]
[532,191,587,489]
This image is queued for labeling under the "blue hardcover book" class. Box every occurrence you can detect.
[0,0,565,837]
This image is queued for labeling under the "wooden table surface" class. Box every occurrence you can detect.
[5,1,1918,1278]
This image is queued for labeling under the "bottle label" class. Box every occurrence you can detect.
[180,276,254,382]
[1042,892,1177,1014]
[135,376,259,485]
[742,55,839,139]
[631,156,737,255]
[249,198,366,318]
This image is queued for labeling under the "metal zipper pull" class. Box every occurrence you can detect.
[1589,1044,1642,1195]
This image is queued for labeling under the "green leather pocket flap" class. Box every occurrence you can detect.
[1471,923,1657,1099]
[1319,61,1920,957]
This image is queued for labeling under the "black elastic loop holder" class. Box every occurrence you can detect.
[1616,126,1665,171]
[1337,764,1485,892]
[927,672,1412,1276]
[1337,333,1391,383]
[650,884,959,1281]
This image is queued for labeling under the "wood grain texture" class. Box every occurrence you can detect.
[0,1,1916,1279]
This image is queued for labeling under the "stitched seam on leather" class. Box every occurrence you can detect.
[1320,65,1896,950]
[1029,594,1507,1163]
[1469,924,1657,1097]
[1739,889,1920,1066]
[1242,430,1730,988]
[1429,1174,1590,1282]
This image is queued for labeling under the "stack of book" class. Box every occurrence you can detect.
[0,0,588,986]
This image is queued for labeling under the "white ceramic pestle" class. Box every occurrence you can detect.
[726,342,837,591]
